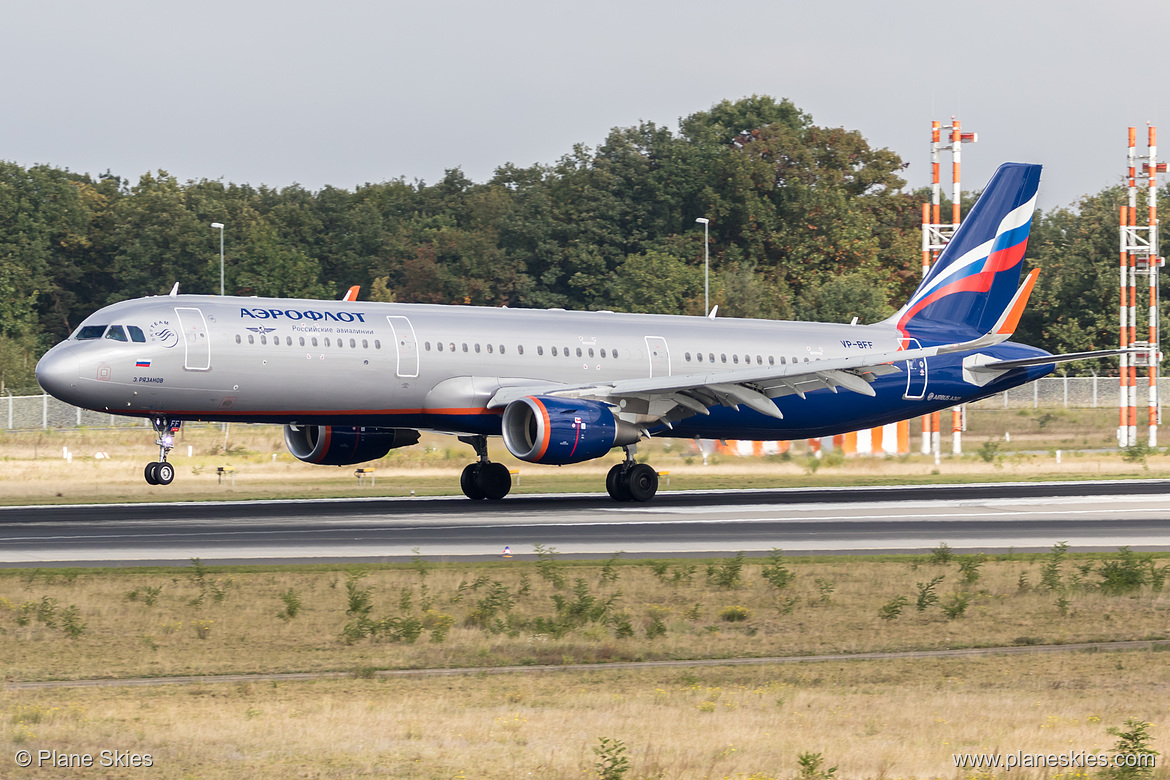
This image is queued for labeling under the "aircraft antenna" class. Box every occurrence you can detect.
[922,118,977,460]
[1119,125,1165,447]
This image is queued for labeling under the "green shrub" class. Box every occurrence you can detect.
[719,606,751,622]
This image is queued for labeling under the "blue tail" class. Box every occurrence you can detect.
[887,163,1042,343]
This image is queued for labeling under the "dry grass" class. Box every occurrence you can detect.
[1,552,1167,683]
[0,413,1167,505]
[2,650,1168,779]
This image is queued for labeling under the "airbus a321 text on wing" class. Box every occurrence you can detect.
[35,163,1125,501]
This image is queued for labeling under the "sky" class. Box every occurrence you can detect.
[4,0,1168,211]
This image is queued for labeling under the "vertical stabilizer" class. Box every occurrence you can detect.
[887,162,1042,342]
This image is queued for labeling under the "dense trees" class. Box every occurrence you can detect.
[0,96,1160,391]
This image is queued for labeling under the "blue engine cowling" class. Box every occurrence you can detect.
[283,425,420,466]
[501,396,638,465]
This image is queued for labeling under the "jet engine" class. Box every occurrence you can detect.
[283,425,420,466]
[501,396,638,465]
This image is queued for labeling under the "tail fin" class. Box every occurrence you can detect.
[887,162,1042,343]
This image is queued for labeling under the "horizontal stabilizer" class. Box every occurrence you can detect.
[968,348,1145,373]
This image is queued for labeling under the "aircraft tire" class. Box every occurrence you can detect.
[156,462,175,486]
[477,462,512,501]
[606,464,632,501]
[460,464,487,500]
[625,463,658,502]
[144,462,160,485]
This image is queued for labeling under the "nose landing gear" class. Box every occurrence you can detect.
[144,417,181,486]
[458,435,512,500]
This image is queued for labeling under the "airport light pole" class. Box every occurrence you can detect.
[210,222,225,296]
[695,217,710,315]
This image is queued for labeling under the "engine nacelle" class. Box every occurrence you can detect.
[283,425,420,466]
[501,396,638,465]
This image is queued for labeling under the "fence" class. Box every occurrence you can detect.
[968,376,1167,411]
[3,393,150,431]
[1,377,1163,431]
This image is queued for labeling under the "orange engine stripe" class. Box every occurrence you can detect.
[528,397,552,461]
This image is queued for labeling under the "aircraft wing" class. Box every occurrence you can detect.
[486,336,1003,427]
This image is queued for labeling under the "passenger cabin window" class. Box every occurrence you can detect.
[537,346,543,356]
[299,337,305,346]
[551,347,558,356]
[235,334,242,344]
[486,344,493,354]
[600,349,607,358]
[311,337,318,347]
[77,325,107,340]
[362,339,369,349]
[248,335,255,344]
[375,340,381,349]
[105,326,128,342]
[260,335,267,345]
[287,336,293,346]
[518,345,524,355]
[461,343,468,352]
[437,342,444,352]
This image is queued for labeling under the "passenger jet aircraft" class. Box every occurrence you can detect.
[35,163,1118,501]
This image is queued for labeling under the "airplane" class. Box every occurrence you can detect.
[34,162,1125,502]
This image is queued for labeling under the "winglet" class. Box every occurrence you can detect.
[993,268,1039,336]
[341,285,360,302]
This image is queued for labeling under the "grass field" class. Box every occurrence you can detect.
[0,406,1166,505]
[2,550,1169,778]
[3,650,1168,779]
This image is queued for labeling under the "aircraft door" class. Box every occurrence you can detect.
[174,307,211,371]
[645,336,670,378]
[386,316,419,378]
[900,337,927,400]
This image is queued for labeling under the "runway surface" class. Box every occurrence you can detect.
[1,479,1168,566]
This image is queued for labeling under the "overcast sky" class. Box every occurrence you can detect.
[4,0,1167,211]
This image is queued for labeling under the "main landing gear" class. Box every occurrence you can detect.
[144,417,180,486]
[458,435,512,501]
[606,444,658,502]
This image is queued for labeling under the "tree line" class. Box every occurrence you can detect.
[0,95,1159,391]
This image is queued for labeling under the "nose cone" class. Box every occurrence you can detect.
[36,346,80,402]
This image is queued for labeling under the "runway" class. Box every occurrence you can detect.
[1,480,1168,566]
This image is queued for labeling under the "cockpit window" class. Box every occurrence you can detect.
[105,326,128,342]
[127,325,146,343]
[77,325,107,340]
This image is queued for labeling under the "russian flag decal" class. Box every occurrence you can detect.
[135,359,151,368]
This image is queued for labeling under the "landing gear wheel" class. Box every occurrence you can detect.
[476,461,512,501]
[461,463,487,500]
[606,463,632,501]
[155,462,175,486]
[144,462,160,485]
[625,463,659,502]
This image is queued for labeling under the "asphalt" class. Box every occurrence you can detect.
[1,479,1168,566]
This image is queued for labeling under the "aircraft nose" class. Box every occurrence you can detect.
[35,347,79,401]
